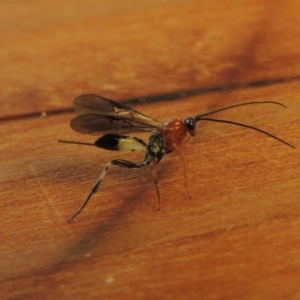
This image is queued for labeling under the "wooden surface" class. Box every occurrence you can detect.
[1,1,300,299]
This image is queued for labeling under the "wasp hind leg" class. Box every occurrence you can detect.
[68,134,148,222]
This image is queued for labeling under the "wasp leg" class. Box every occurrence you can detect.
[68,135,149,221]
[68,161,107,221]
[113,158,164,211]
[114,159,162,211]
[68,158,151,222]
[68,133,166,221]
[150,163,161,210]
[178,149,191,199]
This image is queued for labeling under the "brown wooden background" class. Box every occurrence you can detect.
[1,1,300,299]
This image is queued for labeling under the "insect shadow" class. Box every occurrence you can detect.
[59,94,295,221]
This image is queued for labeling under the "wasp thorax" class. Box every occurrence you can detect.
[148,133,164,153]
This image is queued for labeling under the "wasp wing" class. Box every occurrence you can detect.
[71,94,162,135]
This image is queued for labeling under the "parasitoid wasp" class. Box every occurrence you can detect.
[59,94,294,221]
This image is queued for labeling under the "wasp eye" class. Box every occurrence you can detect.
[184,117,195,131]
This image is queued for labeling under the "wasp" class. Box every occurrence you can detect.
[59,94,294,221]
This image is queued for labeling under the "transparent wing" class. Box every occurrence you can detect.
[71,94,162,135]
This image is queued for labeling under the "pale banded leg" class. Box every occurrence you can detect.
[62,133,165,221]
[68,159,149,222]
[178,149,191,199]
[68,161,111,222]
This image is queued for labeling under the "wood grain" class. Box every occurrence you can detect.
[1,1,300,299]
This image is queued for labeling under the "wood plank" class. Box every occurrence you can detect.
[1,81,300,299]
[1,1,300,299]
[1,0,300,118]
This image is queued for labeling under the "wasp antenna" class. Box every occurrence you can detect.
[58,139,95,146]
[196,101,287,118]
[196,117,295,149]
